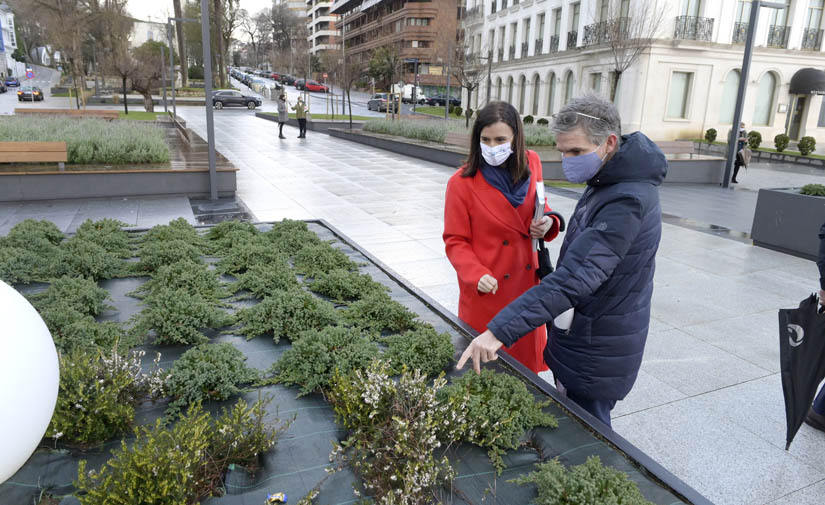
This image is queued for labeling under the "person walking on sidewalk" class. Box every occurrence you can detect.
[276,93,288,139]
[443,101,563,374]
[805,219,825,433]
[456,94,667,428]
[731,122,748,184]
[292,97,307,138]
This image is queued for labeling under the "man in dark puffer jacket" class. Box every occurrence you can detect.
[457,94,667,427]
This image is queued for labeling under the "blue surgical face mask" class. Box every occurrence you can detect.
[562,141,607,183]
[480,142,513,166]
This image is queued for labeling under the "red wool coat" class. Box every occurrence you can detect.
[443,150,560,373]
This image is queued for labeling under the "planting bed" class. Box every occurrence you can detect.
[0,218,705,505]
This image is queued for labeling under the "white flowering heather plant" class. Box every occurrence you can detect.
[0,116,170,165]
[48,347,169,445]
[362,119,554,146]
[327,361,475,505]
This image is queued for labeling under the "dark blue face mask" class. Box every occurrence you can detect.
[562,140,606,183]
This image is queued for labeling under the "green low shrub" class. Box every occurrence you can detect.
[307,268,388,303]
[48,348,167,445]
[56,237,127,280]
[704,128,717,143]
[747,130,762,150]
[801,184,825,197]
[215,241,287,275]
[0,219,64,251]
[188,65,205,79]
[166,343,260,414]
[269,325,379,396]
[131,259,229,301]
[292,243,360,278]
[439,369,558,473]
[232,262,300,299]
[267,221,323,257]
[131,287,233,345]
[235,288,339,342]
[523,115,534,124]
[775,133,790,152]
[381,325,455,377]
[453,106,463,117]
[536,117,549,126]
[75,398,288,505]
[0,116,170,165]
[510,456,654,505]
[799,136,816,156]
[136,239,204,273]
[363,119,554,146]
[139,218,206,250]
[465,107,474,118]
[205,220,260,255]
[48,315,130,354]
[28,275,111,316]
[327,362,472,504]
[342,291,418,334]
[0,246,55,284]
[523,124,555,146]
[73,219,133,258]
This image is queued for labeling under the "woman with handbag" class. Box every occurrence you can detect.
[443,101,562,373]
[276,93,288,139]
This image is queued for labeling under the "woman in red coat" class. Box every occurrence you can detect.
[443,101,560,374]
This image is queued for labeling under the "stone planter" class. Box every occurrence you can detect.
[255,112,365,134]
[691,141,825,168]
[751,188,825,259]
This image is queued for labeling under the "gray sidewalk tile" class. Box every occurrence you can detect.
[612,370,687,418]
[769,480,825,505]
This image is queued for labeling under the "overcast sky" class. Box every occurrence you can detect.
[127,0,276,31]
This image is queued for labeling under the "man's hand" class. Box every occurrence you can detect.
[529,216,553,239]
[478,274,498,294]
[456,329,504,374]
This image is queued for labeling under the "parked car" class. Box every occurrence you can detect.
[294,79,305,90]
[17,86,44,101]
[270,72,281,80]
[5,76,20,87]
[212,90,261,110]
[426,94,460,107]
[279,74,297,85]
[304,80,329,93]
[367,93,400,112]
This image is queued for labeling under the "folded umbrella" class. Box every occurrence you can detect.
[779,294,825,450]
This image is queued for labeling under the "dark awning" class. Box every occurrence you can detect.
[789,68,825,95]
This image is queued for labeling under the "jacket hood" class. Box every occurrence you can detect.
[589,131,667,187]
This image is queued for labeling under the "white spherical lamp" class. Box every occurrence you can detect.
[0,280,59,484]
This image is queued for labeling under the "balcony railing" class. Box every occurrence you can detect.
[521,41,528,57]
[674,15,714,41]
[567,30,578,49]
[509,45,516,58]
[732,22,748,44]
[768,25,790,48]
[583,18,630,46]
[535,38,543,55]
[802,28,824,50]
[550,34,559,53]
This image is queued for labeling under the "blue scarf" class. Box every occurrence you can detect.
[479,159,530,208]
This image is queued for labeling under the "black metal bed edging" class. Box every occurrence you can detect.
[309,218,715,505]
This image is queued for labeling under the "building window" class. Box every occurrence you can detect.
[590,73,602,93]
[753,72,777,126]
[538,13,546,40]
[598,0,609,22]
[507,76,514,104]
[496,77,503,99]
[808,0,825,28]
[667,71,693,119]
[147,31,154,41]
[817,96,825,127]
[407,18,430,26]
[518,75,526,112]
[547,73,556,115]
[571,2,580,31]
[620,0,630,18]
[720,69,740,123]
[564,71,574,104]
[736,0,752,22]
[532,74,540,115]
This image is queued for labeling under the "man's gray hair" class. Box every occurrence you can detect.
[552,94,622,146]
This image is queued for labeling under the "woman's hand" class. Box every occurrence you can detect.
[478,274,498,294]
[529,215,553,239]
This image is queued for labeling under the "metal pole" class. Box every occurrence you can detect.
[201,0,218,200]
[445,42,452,120]
[486,48,492,104]
[168,21,177,118]
[413,59,419,114]
[161,45,168,113]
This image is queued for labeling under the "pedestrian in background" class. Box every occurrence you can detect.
[276,93,288,139]
[805,219,825,433]
[457,94,667,428]
[732,122,748,184]
[292,97,307,138]
[443,101,562,374]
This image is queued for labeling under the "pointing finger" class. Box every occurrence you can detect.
[456,347,471,370]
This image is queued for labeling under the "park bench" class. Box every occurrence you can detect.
[656,140,696,158]
[0,142,68,170]
[14,108,120,120]
[444,131,471,147]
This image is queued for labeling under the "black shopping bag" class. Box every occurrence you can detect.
[779,294,825,449]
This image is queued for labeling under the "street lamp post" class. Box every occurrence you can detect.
[200,0,217,200]
[723,1,787,188]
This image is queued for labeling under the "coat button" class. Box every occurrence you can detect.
[504,274,510,279]
[526,264,532,270]
[503,240,509,246]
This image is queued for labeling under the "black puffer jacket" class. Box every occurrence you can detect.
[488,131,667,400]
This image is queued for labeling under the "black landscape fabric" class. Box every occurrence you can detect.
[779,293,825,450]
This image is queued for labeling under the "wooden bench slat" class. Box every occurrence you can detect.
[0,153,68,163]
[0,142,67,152]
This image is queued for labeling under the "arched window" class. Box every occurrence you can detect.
[518,75,526,112]
[532,74,540,115]
[753,72,777,126]
[507,76,514,104]
[546,73,556,115]
[720,69,740,123]
[496,77,502,100]
[564,71,575,104]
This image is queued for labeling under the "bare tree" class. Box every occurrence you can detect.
[173,0,188,87]
[452,46,485,127]
[108,44,136,114]
[597,0,666,101]
[238,9,261,67]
